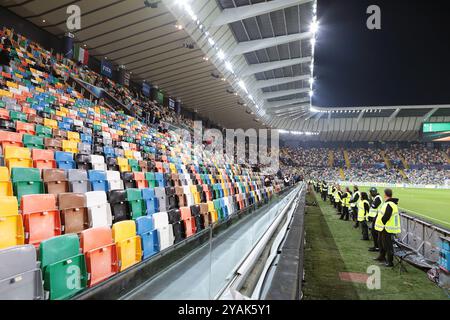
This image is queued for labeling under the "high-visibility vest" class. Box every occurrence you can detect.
[374,201,401,233]
[342,192,351,207]
[357,200,369,222]
[350,190,361,208]
[368,195,383,219]
[327,187,333,195]
[334,191,341,203]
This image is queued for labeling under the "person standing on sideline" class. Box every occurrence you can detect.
[368,188,383,252]
[374,189,401,267]
[358,192,371,241]
[349,186,361,228]
[340,187,352,221]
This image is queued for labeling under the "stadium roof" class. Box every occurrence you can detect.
[3,0,450,140]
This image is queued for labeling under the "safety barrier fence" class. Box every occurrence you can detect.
[399,211,450,264]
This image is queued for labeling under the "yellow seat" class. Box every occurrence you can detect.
[207,201,218,223]
[124,150,134,160]
[221,183,229,197]
[112,221,142,271]
[4,146,32,170]
[0,196,24,249]
[169,163,177,174]
[190,185,201,205]
[67,131,80,142]
[43,118,58,129]
[0,167,13,196]
[62,140,78,153]
[117,157,131,172]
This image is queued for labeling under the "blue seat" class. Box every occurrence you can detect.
[220,198,229,218]
[142,188,159,215]
[136,216,159,259]
[62,117,74,126]
[88,170,108,191]
[103,146,115,158]
[58,122,72,131]
[80,134,92,145]
[55,152,76,170]
[155,173,166,187]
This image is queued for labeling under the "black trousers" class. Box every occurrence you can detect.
[361,220,369,240]
[341,206,349,220]
[322,192,327,201]
[351,207,358,222]
[370,218,379,248]
[337,202,342,215]
[379,230,394,264]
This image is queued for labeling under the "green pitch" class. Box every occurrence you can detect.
[350,187,450,229]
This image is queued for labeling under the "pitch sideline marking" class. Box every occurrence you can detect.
[400,207,450,227]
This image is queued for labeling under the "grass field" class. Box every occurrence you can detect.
[303,192,449,300]
[342,187,450,229]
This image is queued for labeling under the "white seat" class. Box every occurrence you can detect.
[133,151,142,161]
[90,155,107,171]
[153,212,174,250]
[85,191,112,227]
[183,186,194,207]
[106,171,124,190]
[121,142,130,150]
[73,119,84,127]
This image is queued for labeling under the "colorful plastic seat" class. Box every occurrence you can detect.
[39,234,87,300]
[0,166,13,196]
[58,193,88,234]
[153,211,174,251]
[11,168,44,202]
[106,170,124,191]
[67,169,91,193]
[180,207,196,238]
[80,227,118,287]
[4,146,32,170]
[0,196,24,249]
[43,169,69,195]
[109,190,129,223]
[55,151,76,170]
[112,221,142,271]
[85,191,112,228]
[127,188,146,220]
[88,170,108,192]
[136,216,159,259]
[0,245,44,300]
[32,149,56,169]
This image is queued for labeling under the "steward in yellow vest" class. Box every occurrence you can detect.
[350,186,361,227]
[368,187,383,252]
[339,187,352,221]
[357,192,371,241]
[374,189,400,267]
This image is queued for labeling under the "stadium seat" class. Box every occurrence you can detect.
[62,140,78,153]
[127,188,146,220]
[44,138,62,151]
[0,166,13,196]
[154,187,168,212]
[55,151,76,170]
[145,172,157,188]
[39,234,87,300]
[0,196,24,249]
[88,170,108,192]
[190,185,201,204]
[35,125,52,138]
[199,204,211,228]
[142,188,158,215]
[0,131,23,149]
[68,169,91,193]
[166,186,177,210]
[117,157,130,172]
[43,169,69,195]
[91,155,106,171]
[180,207,196,238]
[4,146,32,170]
[58,193,89,234]
[23,134,44,150]
[32,149,56,169]
[122,172,135,189]
[153,211,174,251]
[190,205,204,232]
[21,194,61,247]
[85,191,112,228]
[80,227,118,287]
[133,172,148,189]
[167,209,185,243]
[11,168,44,202]
[136,216,159,259]
[75,153,92,170]
[106,170,124,191]
[109,190,129,223]
[0,245,44,300]
[112,220,142,271]
[208,201,218,223]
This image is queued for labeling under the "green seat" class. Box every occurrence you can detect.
[11,168,44,202]
[0,101,5,108]
[9,111,27,122]
[213,199,225,220]
[145,172,157,188]
[23,134,44,149]
[128,159,141,172]
[40,234,87,300]
[127,188,146,220]
[35,125,52,138]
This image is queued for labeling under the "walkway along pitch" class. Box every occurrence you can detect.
[302,191,447,300]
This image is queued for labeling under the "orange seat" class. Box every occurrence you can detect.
[180,207,196,238]
[15,121,35,135]
[133,172,148,189]
[0,131,23,148]
[155,161,164,173]
[21,194,61,247]
[0,109,10,120]
[32,149,56,169]
[80,227,118,287]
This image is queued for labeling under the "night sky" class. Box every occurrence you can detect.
[313,0,450,108]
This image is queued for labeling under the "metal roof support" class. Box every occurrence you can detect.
[262,88,309,100]
[388,108,401,122]
[240,57,311,77]
[357,110,366,123]
[422,107,439,122]
[211,0,314,27]
[254,75,310,90]
[265,97,310,109]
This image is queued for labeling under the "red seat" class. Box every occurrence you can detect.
[21,194,61,247]
[180,207,196,238]
[80,227,118,287]
[15,121,35,135]
[0,109,10,120]
[0,131,23,148]
[133,172,148,189]
[32,149,56,169]
[155,161,164,173]
[202,184,213,201]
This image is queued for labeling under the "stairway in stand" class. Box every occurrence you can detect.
[343,150,351,169]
